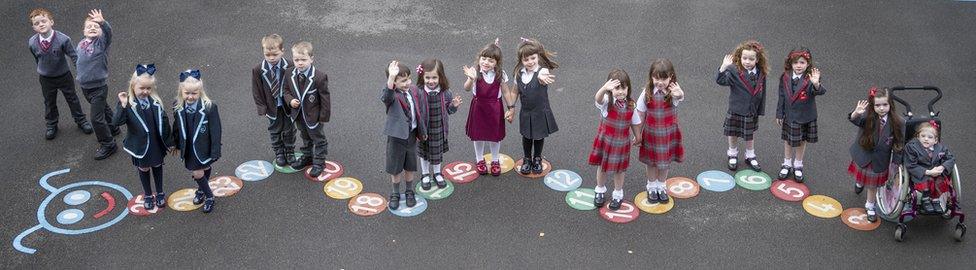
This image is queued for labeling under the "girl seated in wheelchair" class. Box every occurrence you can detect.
[905,121,956,213]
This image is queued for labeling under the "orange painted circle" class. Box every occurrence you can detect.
[513,158,552,179]
[770,180,810,202]
[127,194,164,216]
[442,161,479,184]
[665,177,700,199]
[303,161,345,182]
[348,193,388,217]
[208,176,243,197]
[841,208,882,231]
[167,188,203,212]
[598,200,640,224]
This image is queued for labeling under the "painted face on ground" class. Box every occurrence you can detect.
[31,15,53,36]
[873,96,890,117]
[423,69,440,89]
[741,49,758,71]
[479,56,497,73]
[792,57,809,76]
[83,20,101,39]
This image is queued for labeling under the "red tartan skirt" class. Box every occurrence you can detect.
[847,161,889,187]
[914,176,952,197]
[638,96,684,168]
[588,104,634,172]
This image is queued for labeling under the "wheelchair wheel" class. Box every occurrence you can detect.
[952,165,961,201]
[878,166,910,221]
[956,223,967,242]
[895,223,907,242]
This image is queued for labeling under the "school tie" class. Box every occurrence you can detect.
[40,40,52,52]
[271,66,281,97]
[139,99,149,110]
[614,99,627,109]
[298,73,308,88]
[749,72,757,88]
[79,39,94,56]
[186,103,197,114]
[791,76,799,86]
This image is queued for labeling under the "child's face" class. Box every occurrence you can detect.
[292,51,313,70]
[31,15,53,35]
[740,49,758,70]
[791,57,809,75]
[134,80,153,99]
[83,20,101,39]
[873,97,890,116]
[521,54,539,71]
[651,75,672,91]
[264,48,283,64]
[611,86,629,101]
[479,56,497,72]
[918,129,938,149]
[182,87,200,103]
[394,75,412,91]
[423,69,440,89]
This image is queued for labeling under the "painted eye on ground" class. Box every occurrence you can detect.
[56,209,85,225]
[63,190,91,206]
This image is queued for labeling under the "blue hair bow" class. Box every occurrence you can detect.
[135,64,156,76]
[179,69,201,82]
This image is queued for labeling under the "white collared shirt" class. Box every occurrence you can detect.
[471,69,508,99]
[748,68,758,75]
[635,88,684,112]
[595,99,641,124]
[425,86,440,95]
[792,72,803,80]
[39,32,54,43]
[519,66,549,85]
[404,90,417,130]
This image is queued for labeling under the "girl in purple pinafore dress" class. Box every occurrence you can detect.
[463,39,515,177]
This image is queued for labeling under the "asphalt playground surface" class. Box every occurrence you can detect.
[2,0,976,268]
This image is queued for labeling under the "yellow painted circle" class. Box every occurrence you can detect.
[483,154,515,174]
[323,177,363,200]
[802,195,843,218]
[168,188,203,212]
[634,192,675,214]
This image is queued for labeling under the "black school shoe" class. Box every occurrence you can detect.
[388,193,400,210]
[79,122,93,134]
[854,183,864,195]
[649,190,661,203]
[594,192,607,208]
[45,126,58,140]
[519,157,532,174]
[421,174,432,190]
[274,154,288,166]
[658,189,670,203]
[291,156,312,170]
[778,165,792,179]
[727,156,738,171]
[434,173,447,189]
[144,194,155,210]
[309,164,324,177]
[608,198,623,210]
[110,125,120,136]
[202,197,215,213]
[793,167,805,183]
[405,190,417,207]
[866,209,878,222]
[94,144,117,160]
[532,157,544,174]
[193,190,205,205]
[155,193,167,208]
[745,157,761,171]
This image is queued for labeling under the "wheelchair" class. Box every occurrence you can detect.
[874,86,965,242]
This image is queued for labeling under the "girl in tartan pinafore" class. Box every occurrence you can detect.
[847,87,905,222]
[774,48,826,182]
[588,69,642,210]
[716,40,768,172]
[637,59,685,204]
[415,59,462,190]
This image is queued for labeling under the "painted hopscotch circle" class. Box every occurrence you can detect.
[303,161,345,182]
[841,208,882,231]
[566,188,597,211]
[634,192,675,214]
[273,152,304,173]
[770,180,810,202]
[734,170,773,191]
[599,200,640,224]
[389,195,428,217]
[168,188,203,212]
[483,154,515,174]
[127,194,164,216]
[415,180,454,200]
[514,158,553,179]
[323,177,363,200]
[803,195,843,218]
[348,193,387,217]
[665,177,700,199]
[208,176,243,197]
[235,160,274,182]
[544,170,583,192]
[442,161,479,184]
[697,170,736,192]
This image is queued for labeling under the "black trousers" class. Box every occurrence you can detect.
[38,72,87,127]
[82,85,116,147]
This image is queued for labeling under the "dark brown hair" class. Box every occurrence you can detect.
[644,59,678,104]
[859,87,904,152]
[513,37,559,80]
[417,58,449,90]
[783,47,814,75]
[607,68,634,109]
[476,42,503,77]
[385,62,411,80]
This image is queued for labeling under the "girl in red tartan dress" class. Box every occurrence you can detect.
[847,87,905,222]
[588,69,642,210]
[637,59,685,204]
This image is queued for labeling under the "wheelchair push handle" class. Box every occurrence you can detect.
[889,86,942,117]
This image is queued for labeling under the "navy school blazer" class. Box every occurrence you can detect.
[776,72,827,123]
[848,111,905,173]
[173,102,222,165]
[716,65,767,117]
[381,86,428,140]
[113,101,173,158]
[904,139,955,183]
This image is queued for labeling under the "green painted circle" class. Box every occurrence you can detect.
[414,180,454,200]
[565,188,597,211]
[274,152,303,173]
[734,170,773,191]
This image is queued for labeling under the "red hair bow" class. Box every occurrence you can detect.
[868,87,878,98]
[929,120,940,130]
[789,50,811,60]
[749,41,764,53]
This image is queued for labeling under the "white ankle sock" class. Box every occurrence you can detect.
[489,142,501,162]
[594,185,607,193]
[611,189,624,200]
[745,149,756,159]
[794,160,803,168]
[727,147,739,157]
[783,158,793,167]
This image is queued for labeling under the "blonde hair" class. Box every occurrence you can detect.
[915,122,940,140]
[174,77,212,111]
[262,34,284,51]
[292,41,313,57]
[127,72,162,108]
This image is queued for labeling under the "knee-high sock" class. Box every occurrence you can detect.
[138,169,152,196]
[533,138,545,158]
[195,169,214,198]
[489,142,501,161]
[522,137,533,158]
[151,166,163,194]
[473,141,486,161]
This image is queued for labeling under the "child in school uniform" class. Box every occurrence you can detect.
[382,61,428,210]
[463,39,515,177]
[251,34,296,167]
[511,37,559,175]
[588,69,642,210]
[27,8,90,140]
[775,48,825,182]
[114,64,173,210]
[848,87,905,222]
[172,69,222,213]
[75,9,119,160]
[637,59,685,204]
[415,59,462,190]
[283,42,331,177]
[905,121,955,213]
[716,40,768,172]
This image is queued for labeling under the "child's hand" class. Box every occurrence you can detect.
[168,146,178,156]
[387,61,400,79]
[810,68,821,86]
[88,9,104,23]
[462,65,477,80]
[631,136,641,146]
[854,100,869,115]
[451,95,462,107]
[776,118,783,126]
[504,109,514,123]
[539,70,556,85]
[601,79,620,92]
[933,165,945,175]
[720,54,734,71]
[668,82,684,99]
[290,99,300,108]
[117,92,129,107]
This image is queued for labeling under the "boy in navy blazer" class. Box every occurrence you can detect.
[251,34,296,167]
[382,60,428,210]
[283,42,331,177]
